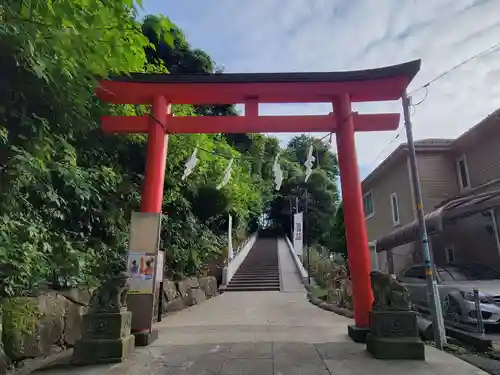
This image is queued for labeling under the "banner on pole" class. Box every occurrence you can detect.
[228,214,234,260]
[293,212,303,257]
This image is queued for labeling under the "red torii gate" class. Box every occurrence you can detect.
[97,59,421,340]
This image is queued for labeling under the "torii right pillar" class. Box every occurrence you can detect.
[334,94,373,342]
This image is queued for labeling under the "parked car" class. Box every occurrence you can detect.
[398,262,500,326]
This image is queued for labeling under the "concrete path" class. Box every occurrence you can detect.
[37,239,487,375]
[277,237,306,292]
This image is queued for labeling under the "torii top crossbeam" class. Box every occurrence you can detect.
[98,60,420,134]
[97,59,421,334]
[98,59,420,104]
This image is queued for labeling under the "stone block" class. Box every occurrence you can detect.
[73,310,134,364]
[369,310,419,338]
[73,334,135,365]
[192,288,207,304]
[81,311,132,340]
[199,276,217,298]
[347,325,369,343]
[162,280,179,301]
[134,330,158,346]
[366,335,425,360]
[60,288,92,306]
[63,298,87,346]
[366,310,425,360]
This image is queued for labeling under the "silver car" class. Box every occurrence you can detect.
[399,262,500,326]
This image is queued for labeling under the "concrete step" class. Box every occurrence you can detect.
[229,280,280,286]
[237,268,278,271]
[224,285,281,292]
[231,276,280,281]
[234,273,279,277]
[232,278,280,282]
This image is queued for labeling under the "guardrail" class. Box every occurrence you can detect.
[221,232,258,286]
[284,235,309,284]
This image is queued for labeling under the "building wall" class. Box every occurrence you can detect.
[363,157,414,242]
[416,152,459,212]
[362,115,500,274]
[453,117,500,190]
[439,211,500,269]
[440,122,500,269]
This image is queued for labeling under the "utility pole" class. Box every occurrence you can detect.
[402,91,446,350]
[305,188,311,284]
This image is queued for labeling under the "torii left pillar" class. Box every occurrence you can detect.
[127,96,170,346]
[142,96,170,212]
[334,94,373,343]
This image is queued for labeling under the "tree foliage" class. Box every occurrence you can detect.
[0,1,346,302]
[267,135,343,253]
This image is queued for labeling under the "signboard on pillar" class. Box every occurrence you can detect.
[126,212,162,336]
[152,250,164,324]
[228,214,234,260]
[293,212,303,257]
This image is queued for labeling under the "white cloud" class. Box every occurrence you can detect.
[143,0,500,174]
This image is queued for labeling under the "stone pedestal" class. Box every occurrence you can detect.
[134,330,158,346]
[348,325,370,343]
[366,310,425,360]
[73,310,135,364]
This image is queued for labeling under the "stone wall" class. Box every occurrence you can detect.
[0,288,92,374]
[0,276,218,374]
[160,276,218,314]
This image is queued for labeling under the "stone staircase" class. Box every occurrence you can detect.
[225,238,281,292]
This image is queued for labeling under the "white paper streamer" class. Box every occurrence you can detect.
[272,155,283,191]
[182,147,198,181]
[216,158,233,190]
[304,145,315,182]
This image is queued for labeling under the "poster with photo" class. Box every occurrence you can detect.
[127,252,156,294]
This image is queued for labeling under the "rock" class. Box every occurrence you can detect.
[177,280,194,306]
[0,351,7,375]
[166,297,186,312]
[162,280,179,301]
[60,289,92,306]
[6,292,65,360]
[185,277,199,289]
[0,313,9,375]
[63,298,87,346]
[198,276,217,298]
[191,288,207,304]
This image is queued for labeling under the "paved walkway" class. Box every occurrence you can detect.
[276,237,304,292]
[37,238,487,375]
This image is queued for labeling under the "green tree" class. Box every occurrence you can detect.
[268,135,342,252]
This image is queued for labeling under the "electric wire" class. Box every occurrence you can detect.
[368,41,500,169]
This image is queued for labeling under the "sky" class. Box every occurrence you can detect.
[139,0,500,180]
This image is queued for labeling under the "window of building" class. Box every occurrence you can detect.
[445,247,455,264]
[456,155,471,190]
[369,242,378,270]
[390,192,400,226]
[363,191,374,219]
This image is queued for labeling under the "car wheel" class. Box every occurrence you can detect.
[443,294,461,323]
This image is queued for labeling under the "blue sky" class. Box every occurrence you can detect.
[139,0,500,180]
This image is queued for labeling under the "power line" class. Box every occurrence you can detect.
[409,40,500,96]
[368,40,500,169]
